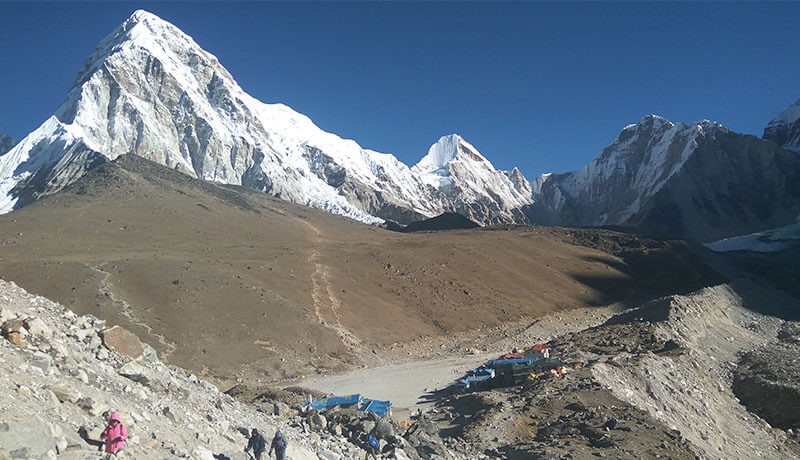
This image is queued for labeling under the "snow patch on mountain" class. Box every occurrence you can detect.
[705,215,800,253]
[0,117,100,212]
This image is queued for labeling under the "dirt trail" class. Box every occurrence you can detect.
[84,261,178,359]
[302,219,363,351]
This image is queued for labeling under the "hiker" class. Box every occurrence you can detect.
[364,430,380,459]
[99,412,128,458]
[268,429,287,460]
[244,428,267,460]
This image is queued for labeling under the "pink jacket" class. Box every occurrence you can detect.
[101,412,128,454]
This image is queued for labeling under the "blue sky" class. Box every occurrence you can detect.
[1,2,798,178]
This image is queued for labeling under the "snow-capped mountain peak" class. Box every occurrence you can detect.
[0,10,534,226]
[531,112,800,242]
[411,134,533,224]
[764,97,800,153]
[413,134,491,174]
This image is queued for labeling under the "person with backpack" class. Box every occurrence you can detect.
[244,428,267,460]
[268,429,287,460]
[99,412,128,458]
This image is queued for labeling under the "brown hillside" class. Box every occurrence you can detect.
[0,155,717,385]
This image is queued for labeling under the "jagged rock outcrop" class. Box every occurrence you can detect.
[530,115,800,242]
[764,97,800,153]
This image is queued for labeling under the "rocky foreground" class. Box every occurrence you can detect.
[2,276,800,460]
[0,278,440,460]
[430,285,800,459]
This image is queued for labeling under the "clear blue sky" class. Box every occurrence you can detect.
[1,2,798,178]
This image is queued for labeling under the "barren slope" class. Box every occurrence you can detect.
[0,155,717,386]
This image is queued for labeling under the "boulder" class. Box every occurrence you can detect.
[1,318,22,335]
[49,385,79,404]
[24,317,53,337]
[274,401,291,417]
[308,412,328,432]
[374,417,394,439]
[5,331,23,347]
[118,361,150,385]
[191,447,215,460]
[31,355,53,374]
[2,319,24,347]
[77,397,108,417]
[100,326,144,360]
[0,417,57,459]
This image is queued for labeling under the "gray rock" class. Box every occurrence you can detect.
[24,317,53,337]
[118,361,150,385]
[78,397,108,417]
[10,448,29,458]
[75,369,90,384]
[317,450,341,460]
[375,417,394,439]
[31,356,53,374]
[86,335,102,351]
[191,447,215,460]
[274,401,291,417]
[162,406,178,423]
[49,385,79,404]
[309,412,328,432]
[0,418,56,459]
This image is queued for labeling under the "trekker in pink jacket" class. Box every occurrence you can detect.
[100,412,128,457]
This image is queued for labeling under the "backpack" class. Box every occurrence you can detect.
[253,434,266,453]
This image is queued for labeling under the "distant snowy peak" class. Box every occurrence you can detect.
[414,134,490,173]
[764,97,800,153]
[561,114,727,201]
[413,135,490,187]
[504,167,532,197]
[532,112,800,241]
[412,134,533,224]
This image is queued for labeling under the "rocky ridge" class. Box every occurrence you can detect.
[531,115,800,242]
[430,285,800,459]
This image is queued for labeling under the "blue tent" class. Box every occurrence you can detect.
[304,394,392,417]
